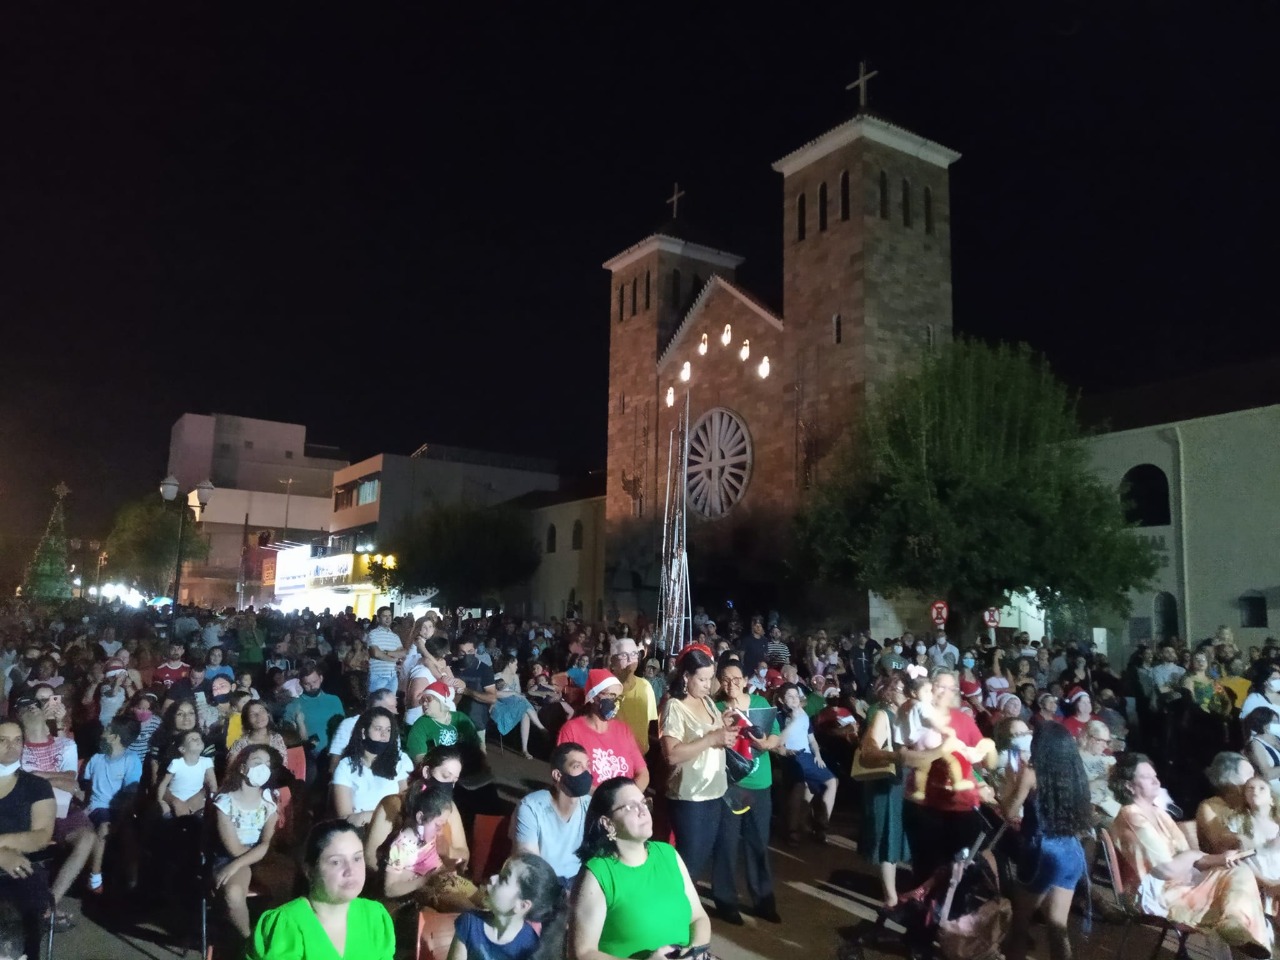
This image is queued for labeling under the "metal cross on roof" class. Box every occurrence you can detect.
[665,182,686,219]
[845,60,879,112]
[53,482,70,500]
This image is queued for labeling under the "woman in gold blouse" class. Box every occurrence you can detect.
[660,644,743,924]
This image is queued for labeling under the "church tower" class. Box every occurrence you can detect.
[602,218,744,529]
[771,89,960,480]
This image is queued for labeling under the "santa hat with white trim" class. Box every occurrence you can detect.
[585,669,622,702]
[422,681,456,709]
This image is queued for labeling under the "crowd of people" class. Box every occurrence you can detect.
[3,597,1280,960]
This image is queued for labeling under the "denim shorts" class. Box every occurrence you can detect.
[791,750,836,792]
[1020,834,1085,894]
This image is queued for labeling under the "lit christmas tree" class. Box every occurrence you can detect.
[21,482,74,601]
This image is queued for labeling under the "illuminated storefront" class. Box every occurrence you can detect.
[271,546,393,618]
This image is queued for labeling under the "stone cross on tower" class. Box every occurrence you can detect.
[845,60,879,112]
[665,182,686,219]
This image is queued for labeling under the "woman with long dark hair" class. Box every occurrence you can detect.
[658,644,741,923]
[227,699,288,770]
[1001,721,1092,960]
[331,707,411,827]
[570,777,709,960]
[446,853,566,960]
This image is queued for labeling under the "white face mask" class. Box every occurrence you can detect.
[915,644,927,654]
[1268,678,1280,693]
[0,761,20,778]
[1011,734,1033,754]
[892,645,903,655]
[757,668,767,678]
[246,765,271,788]
[1268,723,1280,739]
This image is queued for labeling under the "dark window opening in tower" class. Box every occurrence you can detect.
[878,171,889,219]
[630,278,637,316]
[818,182,828,232]
[926,324,935,349]
[902,178,912,228]
[691,273,702,300]
[671,269,682,308]
[796,193,807,241]
[617,286,624,323]
[644,270,651,310]
[833,314,842,345]
[839,170,850,221]
[924,186,934,235]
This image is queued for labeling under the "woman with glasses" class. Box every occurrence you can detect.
[714,660,781,923]
[1076,720,1120,822]
[659,645,741,924]
[569,777,710,960]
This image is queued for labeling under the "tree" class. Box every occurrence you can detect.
[21,487,73,601]
[105,497,210,596]
[369,502,541,609]
[796,340,1158,632]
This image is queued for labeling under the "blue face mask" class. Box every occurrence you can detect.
[962,656,976,668]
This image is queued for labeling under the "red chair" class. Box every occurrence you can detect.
[1098,826,1195,960]
[417,909,460,960]
[469,813,512,883]
[285,745,307,784]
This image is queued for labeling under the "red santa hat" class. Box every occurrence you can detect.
[586,669,622,702]
[422,681,456,709]
[103,658,126,678]
[960,679,982,700]
[1064,686,1089,704]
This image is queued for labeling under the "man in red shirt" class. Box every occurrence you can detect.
[556,670,649,791]
[152,642,190,690]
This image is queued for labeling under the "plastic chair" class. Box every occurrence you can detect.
[1098,826,1195,960]
[284,745,307,785]
[469,813,512,883]
[417,909,460,960]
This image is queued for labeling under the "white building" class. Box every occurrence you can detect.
[1085,402,1280,661]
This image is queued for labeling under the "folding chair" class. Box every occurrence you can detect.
[469,813,512,883]
[1098,826,1195,960]
[416,909,460,960]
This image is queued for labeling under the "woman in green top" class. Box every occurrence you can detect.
[247,819,395,960]
[405,683,482,765]
[570,777,710,960]
[715,660,782,923]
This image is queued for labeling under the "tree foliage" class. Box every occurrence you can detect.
[796,340,1158,627]
[105,497,210,595]
[369,502,541,608]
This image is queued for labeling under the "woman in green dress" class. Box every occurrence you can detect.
[570,777,711,960]
[247,819,395,960]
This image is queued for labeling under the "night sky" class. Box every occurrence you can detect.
[2,4,1277,553]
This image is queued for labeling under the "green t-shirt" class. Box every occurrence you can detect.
[716,694,779,790]
[247,895,394,960]
[586,841,691,959]
[404,711,480,759]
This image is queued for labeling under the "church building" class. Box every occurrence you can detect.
[602,98,961,621]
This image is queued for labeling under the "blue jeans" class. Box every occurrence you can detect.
[367,669,397,697]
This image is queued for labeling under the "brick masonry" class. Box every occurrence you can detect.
[605,117,957,617]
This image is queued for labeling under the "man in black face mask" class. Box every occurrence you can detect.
[513,742,593,886]
[451,638,497,749]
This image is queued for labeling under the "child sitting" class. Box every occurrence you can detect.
[83,716,143,895]
[1225,777,1280,895]
[447,853,566,960]
[776,682,839,843]
[370,784,480,912]
[156,730,216,817]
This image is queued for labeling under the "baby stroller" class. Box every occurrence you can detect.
[842,824,1012,960]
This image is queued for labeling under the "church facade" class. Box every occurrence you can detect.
[603,113,961,619]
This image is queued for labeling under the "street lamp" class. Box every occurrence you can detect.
[159,475,214,618]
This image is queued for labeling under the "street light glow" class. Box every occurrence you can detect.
[739,339,750,361]
[679,361,691,382]
[758,355,770,378]
[698,333,708,355]
[666,386,675,407]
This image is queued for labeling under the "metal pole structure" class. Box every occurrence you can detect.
[680,391,692,648]
[172,500,187,626]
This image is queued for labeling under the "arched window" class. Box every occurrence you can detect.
[571,519,584,550]
[545,524,557,554]
[671,269,682,307]
[817,182,828,232]
[617,286,624,323]
[839,170,850,221]
[901,178,912,228]
[924,186,934,234]
[644,270,651,310]
[630,278,637,316]
[796,193,807,241]
[833,314,842,345]
[691,273,702,297]
[1120,464,1171,527]
[878,171,889,219]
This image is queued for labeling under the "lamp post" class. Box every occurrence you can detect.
[91,541,108,605]
[279,478,295,543]
[159,475,214,620]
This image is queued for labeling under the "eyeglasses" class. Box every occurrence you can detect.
[611,797,653,816]
[1090,735,1111,744]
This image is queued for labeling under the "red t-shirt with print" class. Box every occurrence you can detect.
[557,716,646,786]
